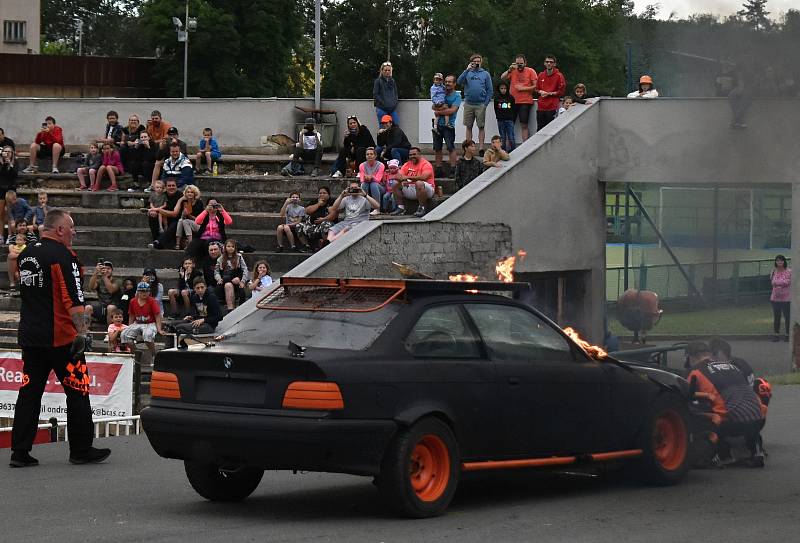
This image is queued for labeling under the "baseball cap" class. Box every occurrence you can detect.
[387,159,400,169]
[304,117,315,125]
[143,267,156,276]
[136,281,150,291]
[380,115,393,124]
[167,126,178,135]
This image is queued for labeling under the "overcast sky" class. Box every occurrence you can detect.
[640,0,796,20]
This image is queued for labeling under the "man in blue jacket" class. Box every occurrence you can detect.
[457,53,493,155]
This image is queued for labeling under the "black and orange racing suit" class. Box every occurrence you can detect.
[11,238,95,455]
[688,358,767,456]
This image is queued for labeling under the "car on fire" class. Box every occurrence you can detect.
[142,277,698,518]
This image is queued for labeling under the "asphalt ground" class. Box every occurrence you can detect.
[3,388,800,543]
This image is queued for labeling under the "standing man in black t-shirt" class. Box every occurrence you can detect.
[9,209,111,467]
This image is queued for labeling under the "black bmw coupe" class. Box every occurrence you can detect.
[142,277,696,517]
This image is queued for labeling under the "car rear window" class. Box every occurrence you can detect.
[218,304,400,350]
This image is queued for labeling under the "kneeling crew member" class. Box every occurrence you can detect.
[686,341,766,467]
[9,209,111,467]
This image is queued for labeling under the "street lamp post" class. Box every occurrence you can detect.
[173,0,197,99]
[74,18,83,56]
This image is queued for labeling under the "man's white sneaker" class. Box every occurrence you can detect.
[332,170,343,178]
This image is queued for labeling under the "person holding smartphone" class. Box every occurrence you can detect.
[24,116,65,174]
[324,181,379,242]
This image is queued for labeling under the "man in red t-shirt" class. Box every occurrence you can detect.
[391,147,436,218]
[24,116,65,174]
[121,281,164,354]
[535,54,567,131]
[500,54,537,141]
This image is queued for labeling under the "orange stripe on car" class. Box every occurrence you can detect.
[282,381,344,410]
[462,449,644,471]
[151,371,181,400]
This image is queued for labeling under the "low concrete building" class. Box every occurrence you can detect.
[0,0,40,54]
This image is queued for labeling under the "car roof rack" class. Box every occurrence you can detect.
[262,278,531,313]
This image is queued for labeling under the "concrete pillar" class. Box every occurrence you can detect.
[790,183,800,370]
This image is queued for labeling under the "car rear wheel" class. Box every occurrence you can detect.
[378,417,460,518]
[184,461,264,501]
[636,394,690,485]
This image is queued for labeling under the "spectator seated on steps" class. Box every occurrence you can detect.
[195,127,222,175]
[147,110,173,187]
[276,191,308,253]
[118,277,136,323]
[120,113,146,175]
[248,260,273,299]
[482,135,510,169]
[200,241,223,287]
[297,186,335,252]
[359,147,386,215]
[106,308,129,353]
[76,143,102,191]
[454,139,483,190]
[31,191,54,235]
[325,181,379,243]
[160,141,194,189]
[0,127,15,151]
[174,277,223,336]
[5,190,33,243]
[187,198,232,261]
[92,142,124,192]
[375,115,411,164]
[174,184,204,250]
[23,116,66,174]
[331,116,375,178]
[168,256,204,318]
[85,259,123,326]
[390,147,436,218]
[147,178,182,249]
[214,239,249,311]
[120,281,166,356]
[142,267,165,316]
[97,110,123,150]
[382,159,401,213]
[282,118,323,177]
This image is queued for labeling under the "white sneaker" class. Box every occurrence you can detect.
[332,170,343,178]
[144,187,152,193]
[370,209,380,215]
[22,166,37,174]
[51,167,59,174]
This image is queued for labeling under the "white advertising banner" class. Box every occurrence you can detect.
[0,351,134,420]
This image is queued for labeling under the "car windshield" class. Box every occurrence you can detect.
[218,304,400,350]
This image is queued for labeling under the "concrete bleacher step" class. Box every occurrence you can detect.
[75,226,281,251]
[68,246,307,271]
[64,208,283,230]
[17,174,457,198]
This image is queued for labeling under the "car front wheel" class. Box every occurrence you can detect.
[636,394,691,485]
[184,461,264,501]
[378,417,460,518]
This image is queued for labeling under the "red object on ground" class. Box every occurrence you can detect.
[0,427,50,449]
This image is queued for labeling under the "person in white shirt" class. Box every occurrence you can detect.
[283,118,323,177]
[627,75,659,99]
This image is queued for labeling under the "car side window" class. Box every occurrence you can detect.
[405,305,482,359]
[465,304,573,362]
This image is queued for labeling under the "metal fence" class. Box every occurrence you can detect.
[607,258,780,302]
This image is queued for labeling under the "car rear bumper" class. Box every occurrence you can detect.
[141,404,398,476]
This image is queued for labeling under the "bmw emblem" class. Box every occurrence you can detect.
[223,357,233,370]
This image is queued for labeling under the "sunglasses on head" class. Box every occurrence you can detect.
[382,62,392,67]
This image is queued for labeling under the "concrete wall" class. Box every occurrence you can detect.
[0,98,424,153]
[0,0,40,54]
[289,221,513,279]
[599,98,800,185]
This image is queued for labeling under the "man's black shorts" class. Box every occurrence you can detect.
[38,144,66,159]
[433,125,456,152]
[514,104,533,124]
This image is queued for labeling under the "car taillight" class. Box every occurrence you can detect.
[151,371,181,400]
[282,381,344,410]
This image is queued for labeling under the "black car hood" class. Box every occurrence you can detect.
[612,358,690,395]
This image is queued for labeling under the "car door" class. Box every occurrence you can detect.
[463,303,612,458]
[402,303,501,460]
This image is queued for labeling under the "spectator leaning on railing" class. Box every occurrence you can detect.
[627,75,659,99]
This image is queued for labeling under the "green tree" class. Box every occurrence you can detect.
[737,0,771,31]
[41,0,148,57]
[139,0,304,97]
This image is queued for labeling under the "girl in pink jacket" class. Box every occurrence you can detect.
[770,254,791,341]
[92,142,125,192]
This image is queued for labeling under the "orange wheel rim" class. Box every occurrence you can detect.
[653,410,687,471]
[409,434,450,502]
